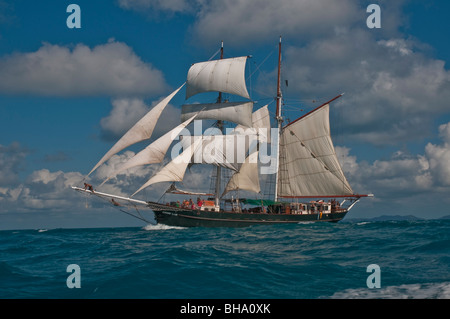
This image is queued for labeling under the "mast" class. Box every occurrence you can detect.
[214,41,224,208]
[274,36,283,202]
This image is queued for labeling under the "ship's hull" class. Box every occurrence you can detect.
[148,202,348,228]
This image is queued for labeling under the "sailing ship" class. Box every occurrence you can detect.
[72,37,373,227]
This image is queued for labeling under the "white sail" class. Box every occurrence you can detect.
[277,104,353,198]
[100,114,197,186]
[181,101,253,127]
[88,84,184,176]
[177,106,269,171]
[180,133,253,171]
[233,104,271,143]
[222,148,260,197]
[131,137,202,197]
[186,56,250,100]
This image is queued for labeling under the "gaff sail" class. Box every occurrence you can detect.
[277,103,353,198]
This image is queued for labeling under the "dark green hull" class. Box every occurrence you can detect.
[150,203,348,228]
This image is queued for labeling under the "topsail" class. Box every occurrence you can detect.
[186,56,250,100]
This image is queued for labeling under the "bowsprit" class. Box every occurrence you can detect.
[224,303,270,314]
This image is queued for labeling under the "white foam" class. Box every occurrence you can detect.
[37,229,48,233]
[143,224,186,231]
[331,282,450,299]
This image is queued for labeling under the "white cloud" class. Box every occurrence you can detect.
[0,155,157,213]
[118,0,406,47]
[191,0,360,46]
[0,40,168,97]
[100,98,150,140]
[100,96,182,141]
[338,122,450,202]
[424,123,450,187]
[278,28,450,145]
[114,0,450,146]
[119,0,448,147]
[0,168,85,212]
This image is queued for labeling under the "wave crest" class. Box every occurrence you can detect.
[331,282,450,299]
[143,224,186,231]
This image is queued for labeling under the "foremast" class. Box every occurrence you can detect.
[214,41,224,208]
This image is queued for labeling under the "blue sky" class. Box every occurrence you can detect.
[1,0,450,229]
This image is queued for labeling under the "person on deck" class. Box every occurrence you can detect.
[84,183,94,192]
[111,199,120,206]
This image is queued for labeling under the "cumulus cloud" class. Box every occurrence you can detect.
[278,28,450,145]
[337,122,450,202]
[424,123,450,187]
[0,167,84,212]
[100,98,151,141]
[0,40,168,97]
[118,0,450,146]
[100,96,181,141]
[118,0,407,47]
[191,0,360,46]
[0,147,159,213]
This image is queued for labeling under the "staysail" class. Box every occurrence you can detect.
[131,137,202,197]
[277,104,353,198]
[222,148,260,197]
[100,114,197,186]
[87,84,184,176]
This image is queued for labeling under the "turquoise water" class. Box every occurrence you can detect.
[1,219,449,299]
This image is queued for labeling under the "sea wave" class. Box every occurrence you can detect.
[143,224,186,231]
[330,281,450,299]
[1,219,449,298]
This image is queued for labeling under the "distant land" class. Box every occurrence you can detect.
[345,214,450,222]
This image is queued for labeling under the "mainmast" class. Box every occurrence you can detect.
[274,36,283,202]
[214,41,224,208]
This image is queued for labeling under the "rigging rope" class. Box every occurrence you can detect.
[89,191,155,224]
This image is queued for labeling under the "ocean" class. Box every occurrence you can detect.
[1,219,450,301]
